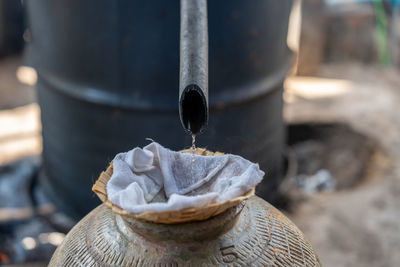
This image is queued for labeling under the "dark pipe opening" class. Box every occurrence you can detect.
[179,84,208,134]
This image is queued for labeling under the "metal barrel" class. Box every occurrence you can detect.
[26,0,293,220]
[0,0,24,57]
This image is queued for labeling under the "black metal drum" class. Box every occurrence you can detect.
[26,0,293,219]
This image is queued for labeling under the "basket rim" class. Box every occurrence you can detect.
[92,149,255,224]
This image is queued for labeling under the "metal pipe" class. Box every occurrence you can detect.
[179,0,208,135]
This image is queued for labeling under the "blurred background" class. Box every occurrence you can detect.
[1,0,400,266]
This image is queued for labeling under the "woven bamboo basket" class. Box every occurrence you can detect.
[92,148,255,224]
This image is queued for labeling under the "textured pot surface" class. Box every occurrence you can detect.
[50,196,320,266]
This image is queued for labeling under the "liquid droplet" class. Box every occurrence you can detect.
[190,134,196,181]
[191,134,196,154]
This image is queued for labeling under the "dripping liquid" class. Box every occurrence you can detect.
[188,120,196,180]
[190,134,196,181]
[191,134,196,158]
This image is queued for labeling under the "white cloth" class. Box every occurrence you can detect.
[107,142,264,213]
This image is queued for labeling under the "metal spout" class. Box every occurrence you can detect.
[179,0,209,135]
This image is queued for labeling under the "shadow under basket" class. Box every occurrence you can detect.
[92,148,255,224]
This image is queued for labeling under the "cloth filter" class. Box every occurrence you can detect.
[107,142,264,214]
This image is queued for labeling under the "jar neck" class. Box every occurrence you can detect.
[116,202,246,242]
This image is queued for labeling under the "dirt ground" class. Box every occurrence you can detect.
[0,56,41,165]
[285,63,400,267]
[0,55,36,110]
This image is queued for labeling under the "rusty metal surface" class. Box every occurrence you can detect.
[49,196,320,266]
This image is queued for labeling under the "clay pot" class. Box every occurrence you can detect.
[50,196,320,266]
[49,149,320,266]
